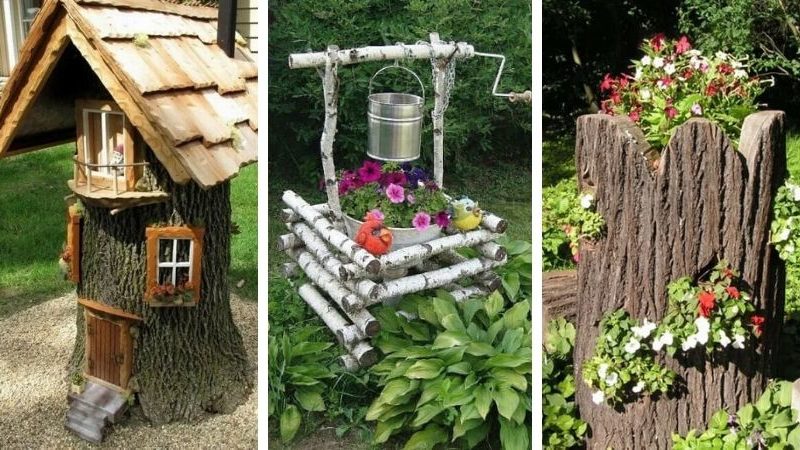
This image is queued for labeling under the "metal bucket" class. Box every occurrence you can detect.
[367,66,425,162]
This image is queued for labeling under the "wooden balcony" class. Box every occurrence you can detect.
[69,158,169,211]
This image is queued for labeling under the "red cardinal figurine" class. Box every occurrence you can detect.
[355,212,393,256]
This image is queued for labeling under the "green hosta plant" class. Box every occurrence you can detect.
[772,180,800,265]
[493,238,533,302]
[268,330,337,443]
[366,291,532,450]
[544,319,587,449]
[672,381,800,449]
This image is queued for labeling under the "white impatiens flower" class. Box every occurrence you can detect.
[632,381,646,393]
[597,363,609,380]
[695,317,710,333]
[632,318,657,339]
[652,57,665,68]
[682,335,698,352]
[664,63,676,75]
[776,225,792,242]
[652,331,674,351]
[592,390,605,405]
[624,338,641,354]
[718,330,731,348]
[580,193,594,209]
[605,372,619,386]
[686,49,702,57]
[732,334,746,349]
[734,69,748,79]
[715,51,729,61]
[790,183,800,201]
[634,67,643,80]
[696,330,709,345]
[641,55,652,66]
[691,104,703,116]
[639,88,652,101]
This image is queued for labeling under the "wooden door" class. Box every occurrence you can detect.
[85,311,126,388]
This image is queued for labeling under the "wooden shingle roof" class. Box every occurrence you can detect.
[0,0,257,188]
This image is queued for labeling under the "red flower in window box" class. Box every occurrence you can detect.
[698,290,716,317]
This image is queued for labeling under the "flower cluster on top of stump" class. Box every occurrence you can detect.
[599,34,768,149]
[583,260,764,406]
[338,160,451,231]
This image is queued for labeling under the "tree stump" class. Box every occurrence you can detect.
[573,112,786,448]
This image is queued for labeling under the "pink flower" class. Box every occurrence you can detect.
[358,161,382,183]
[691,103,703,116]
[675,36,691,54]
[366,209,384,221]
[650,33,666,52]
[385,183,405,203]
[380,171,407,187]
[600,74,614,92]
[412,212,431,231]
[338,178,355,195]
[434,211,450,228]
[406,193,416,204]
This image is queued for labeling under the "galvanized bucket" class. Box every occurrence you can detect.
[367,65,425,162]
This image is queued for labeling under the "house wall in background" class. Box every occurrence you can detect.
[236,0,257,53]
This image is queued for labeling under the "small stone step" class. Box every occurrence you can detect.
[65,415,104,444]
[67,401,107,425]
[68,382,128,423]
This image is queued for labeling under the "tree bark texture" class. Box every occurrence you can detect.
[69,151,252,424]
[573,112,786,448]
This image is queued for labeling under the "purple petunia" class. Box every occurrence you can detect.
[380,171,407,187]
[412,212,431,231]
[434,211,451,228]
[338,178,356,195]
[358,160,382,183]
[386,183,405,203]
[406,167,429,187]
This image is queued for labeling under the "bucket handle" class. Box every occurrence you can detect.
[368,65,425,102]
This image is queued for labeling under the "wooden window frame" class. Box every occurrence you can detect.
[65,205,81,283]
[145,226,204,307]
[74,99,139,192]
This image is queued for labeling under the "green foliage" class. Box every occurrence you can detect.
[672,381,800,449]
[771,180,800,266]
[494,238,533,302]
[366,291,532,449]
[268,0,532,174]
[268,330,337,443]
[542,179,604,270]
[543,319,587,449]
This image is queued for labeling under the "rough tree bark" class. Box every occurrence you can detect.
[573,112,786,448]
[68,152,252,424]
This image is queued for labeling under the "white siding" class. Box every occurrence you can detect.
[236,0,257,53]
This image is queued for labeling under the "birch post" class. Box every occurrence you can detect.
[573,112,786,449]
[281,204,330,223]
[320,45,343,227]
[431,32,446,189]
[288,42,475,69]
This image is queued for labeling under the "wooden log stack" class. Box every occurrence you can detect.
[279,189,509,370]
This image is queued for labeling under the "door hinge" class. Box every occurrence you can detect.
[115,353,124,365]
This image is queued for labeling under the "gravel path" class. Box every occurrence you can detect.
[0,293,257,449]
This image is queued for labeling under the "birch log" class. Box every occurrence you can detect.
[476,242,507,261]
[431,32,446,189]
[281,204,330,223]
[276,234,300,252]
[380,229,500,269]
[288,221,386,299]
[288,248,380,336]
[289,42,474,69]
[424,256,502,292]
[281,262,298,278]
[480,211,508,233]
[449,285,489,302]
[298,283,358,345]
[339,354,360,372]
[374,255,508,302]
[348,341,378,367]
[283,190,381,274]
[320,45,343,225]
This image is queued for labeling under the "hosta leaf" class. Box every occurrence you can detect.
[500,328,524,353]
[485,291,505,319]
[462,298,483,324]
[279,404,302,443]
[294,387,325,411]
[373,414,407,444]
[466,322,487,342]
[417,379,444,408]
[442,313,467,333]
[503,300,530,330]
[437,345,467,365]
[474,385,493,419]
[378,403,416,422]
[402,424,448,450]
[464,372,478,389]
[493,388,520,420]
[386,360,415,380]
[288,373,322,386]
[374,307,401,333]
[395,346,437,359]
[432,331,471,349]
[366,399,392,421]
[499,416,530,450]
[374,333,413,354]
[778,381,793,408]
[459,402,482,422]
[492,368,528,391]
[466,341,496,356]
[417,301,439,326]
[400,320,431,342]
[286,365,333,379]
[453,418,484,441]
[486,318,505,344]
[464,422,490,449]
[434,297,460,325]
[376,379,414,405]
[291,341,332,357]
[502,271,520,300]
[411,403,446,428]
[405,359,444,379]
[510,396,527,425]
[486,352,531,369]
[447,361,471,375]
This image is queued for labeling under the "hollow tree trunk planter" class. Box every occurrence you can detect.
[573,112,786,449]
[68,158,252,424]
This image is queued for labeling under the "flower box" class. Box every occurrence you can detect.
[342,213,441,251]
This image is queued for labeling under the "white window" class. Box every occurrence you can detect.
[157,238,194,287]
[82,109,126,177]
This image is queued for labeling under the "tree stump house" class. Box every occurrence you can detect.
[0,0,257,443]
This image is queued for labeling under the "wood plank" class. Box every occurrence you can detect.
[74,0,217,19]
[181,38,246,94]
[78,298,143,321]
[104,40,195,93]
[67,208,82,283]
[64,14,192,184]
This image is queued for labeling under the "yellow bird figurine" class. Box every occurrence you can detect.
[450,196,483,231]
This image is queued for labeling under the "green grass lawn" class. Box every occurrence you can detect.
[0,144,257,318]
[267,160,532,278]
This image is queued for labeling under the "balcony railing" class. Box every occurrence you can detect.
[73,157,150,196]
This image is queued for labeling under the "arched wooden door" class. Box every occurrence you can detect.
[80,299,140,392]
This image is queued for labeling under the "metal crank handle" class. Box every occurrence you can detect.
[508,90,531,104]
[474,51,529,103]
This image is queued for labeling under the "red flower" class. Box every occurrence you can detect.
[705,82,720,97]
[628,109,640,122]
[682,69,694,79]
[600,74,615,92]
[726,286,740,299]
[717,63,733,75]
[698,290,716,317]
[675,36,692,54]
[600,99,615,115]
[723,268,734,279]
[750,315,765,337]
[618,76,630,89]
[650,33,666,52]
[610,92,622,104]
[665,105,678,120]
[658,76,673,88]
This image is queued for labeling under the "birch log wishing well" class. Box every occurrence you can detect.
[573,112,786,449]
